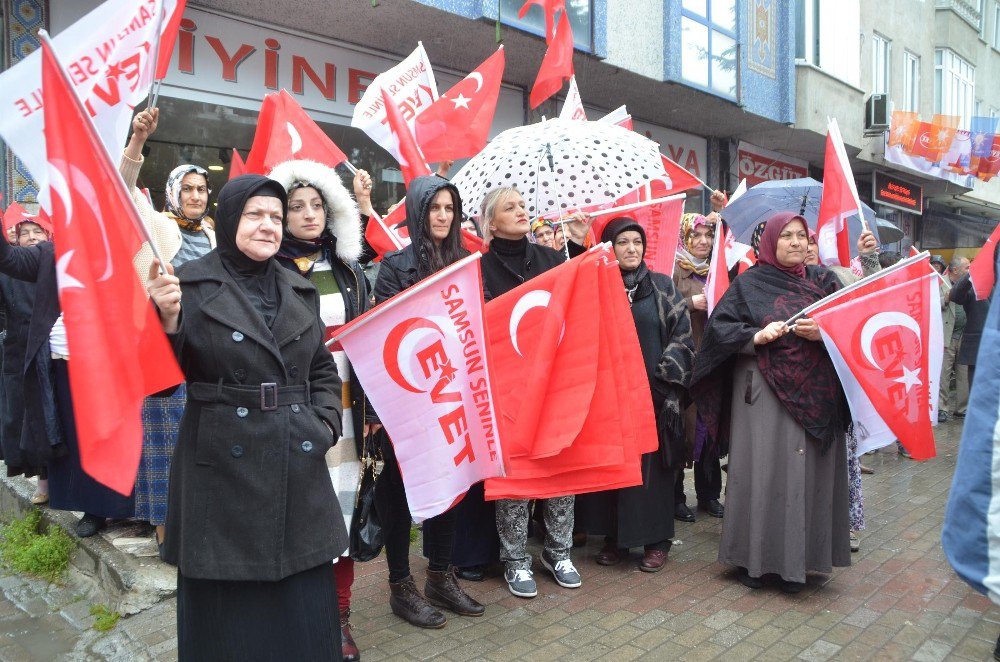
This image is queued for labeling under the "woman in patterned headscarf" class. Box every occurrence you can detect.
[671,213,725,524]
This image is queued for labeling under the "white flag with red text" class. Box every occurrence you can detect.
[806,254,943,459]
[350,44,438,157]
[559,76,587,121]
[332,253,503,521]
[0,0,184,205]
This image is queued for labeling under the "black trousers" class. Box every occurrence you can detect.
[674,458,722,504]
[375,431,456,583]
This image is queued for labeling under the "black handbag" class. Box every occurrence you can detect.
[349,430,384,562]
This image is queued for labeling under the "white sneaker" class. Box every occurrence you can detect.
[541,553,582,588]
[504,568,537,598]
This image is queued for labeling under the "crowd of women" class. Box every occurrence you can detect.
[0,106,899,661]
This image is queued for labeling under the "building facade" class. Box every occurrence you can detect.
[2,0,798,216]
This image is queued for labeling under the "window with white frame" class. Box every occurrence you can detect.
[903,51,920,112]
[680,0,738,98]
[935,49,976,129]
[872,34,890,95]
[994,1,1000,49]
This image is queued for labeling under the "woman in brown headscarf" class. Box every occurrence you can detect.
[691,212,851,593]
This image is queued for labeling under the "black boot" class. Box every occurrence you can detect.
[388,576,446,629]
[424,567,485,616]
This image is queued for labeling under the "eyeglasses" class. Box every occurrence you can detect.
[180,185,211,195]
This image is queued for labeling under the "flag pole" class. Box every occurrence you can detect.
[784,251,932,325]
[145,0,167,109]
[38,30,168,275]
[547,193,687,224]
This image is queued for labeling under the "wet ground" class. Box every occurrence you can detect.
[1,417,998,661]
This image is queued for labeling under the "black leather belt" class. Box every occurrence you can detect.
[187,382,310,412]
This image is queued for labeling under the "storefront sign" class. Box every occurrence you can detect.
[631,118,707,180]
[736,142,809,187]
[873,171,923,214]
[51,4,526,132]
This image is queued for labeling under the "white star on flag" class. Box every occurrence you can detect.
[450,93,471,110]
[893,365,922,393]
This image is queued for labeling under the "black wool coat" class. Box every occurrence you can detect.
[950,273,992,366]
[162,251,348,581]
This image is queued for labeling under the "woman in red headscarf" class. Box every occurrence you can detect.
[690,212,851,593]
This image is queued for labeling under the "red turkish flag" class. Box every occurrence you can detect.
[381,88,432,185]
[484,252,652,499]
[588,193,686,276]
[529,8,575,109]
[807,255,942,460]
[154,0,188,79]
[244,90,349,175]
[968,221,1000,300]
[41,39,184,495]
[415,47,505,162]
[653,155,703,197]
[519,0,566,39]
[228,148,245,180]
[704,222,730,315]
[816,119,860,267]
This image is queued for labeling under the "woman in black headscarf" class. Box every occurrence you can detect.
[370,175,485,630]
[691,212,851,593]
[575,217,694,573]
[147,174,347,660]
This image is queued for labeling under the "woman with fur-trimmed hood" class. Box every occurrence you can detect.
[269,159,372,662]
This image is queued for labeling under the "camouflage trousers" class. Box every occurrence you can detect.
[496,496,574,572]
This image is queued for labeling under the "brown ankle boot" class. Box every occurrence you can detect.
[424,566,486,616]
[340,607,360,661]
[388,576,446,629]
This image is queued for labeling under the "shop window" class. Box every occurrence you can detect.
[680,0,738,99]
[499,0,593,52]
[902,51,920,113]
[934,49,976,129]
[871,33,890,96]
[136,96,407,217]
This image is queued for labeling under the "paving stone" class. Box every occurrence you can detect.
[796,639,842,661]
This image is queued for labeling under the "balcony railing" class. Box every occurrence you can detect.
[935,0,983,30]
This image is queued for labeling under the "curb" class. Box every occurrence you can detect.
[0,473,176,616]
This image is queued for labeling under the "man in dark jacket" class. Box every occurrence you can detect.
[951,272,992,390]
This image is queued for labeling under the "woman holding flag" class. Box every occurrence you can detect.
[371,174,486,629]
[269,158,371,661]
[474,186,589,598]
[122,108,218,550]
[147,173,347,660]
[691,212,851,593]
[575,217,694,572]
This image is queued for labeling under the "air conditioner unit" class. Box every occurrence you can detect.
[865,94,889,134]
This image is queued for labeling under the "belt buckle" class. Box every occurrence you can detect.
[260,383,278,411]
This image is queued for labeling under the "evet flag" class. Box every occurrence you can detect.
[350,44,438,154]
[0,0,184,202]
[805,254,943,459]
[332,253,503,521]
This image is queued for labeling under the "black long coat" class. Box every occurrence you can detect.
[0,274,43,473]
[162,251,348,581]
[950,273,992,365]
[0,240,65,461]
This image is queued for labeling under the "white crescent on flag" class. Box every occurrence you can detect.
[509,290,552,358]
[286,122,303,155]
[859,311,922,370]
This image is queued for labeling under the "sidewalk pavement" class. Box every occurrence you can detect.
[1,417,998,661]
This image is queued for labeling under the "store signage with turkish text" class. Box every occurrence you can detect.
[736,142,809,187]
[873,171,923,214]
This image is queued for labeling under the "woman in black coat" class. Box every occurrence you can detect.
[575,217,695,572]
[0,221,134,538]
[371,175,485,629]
[147,174,346,661]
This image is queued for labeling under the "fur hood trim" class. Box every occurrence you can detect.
[268,159,362,262]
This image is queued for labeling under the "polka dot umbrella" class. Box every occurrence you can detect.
[451,118,665,218]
